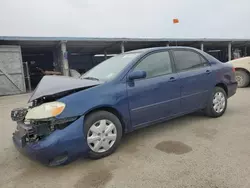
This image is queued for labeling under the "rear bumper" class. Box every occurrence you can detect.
[227,81,238,98]
[12,116,89,166]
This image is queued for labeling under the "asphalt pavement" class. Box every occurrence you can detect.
[0,88,250,188]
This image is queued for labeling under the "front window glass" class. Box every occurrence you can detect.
[133,51,172,78]
[81,53,141,81]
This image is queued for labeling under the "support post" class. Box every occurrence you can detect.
[104,51,107,59]
[121,42,125,53]
[244,46,248,56]
[228,42,232,61]
[24,62,31,92]
[201,43,204,51]
[60,41,69,76]
[166,42,170,47]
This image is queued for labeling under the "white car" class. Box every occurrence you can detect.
[230,57,250,87]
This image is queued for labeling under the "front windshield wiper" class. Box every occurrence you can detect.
[82,76,100,81]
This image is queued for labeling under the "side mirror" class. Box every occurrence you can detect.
[128,70,146,80]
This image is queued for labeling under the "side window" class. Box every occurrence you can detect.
[133,51,172,78]
[173,50,208,72]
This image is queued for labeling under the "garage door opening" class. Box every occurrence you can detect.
[22,50,60,90]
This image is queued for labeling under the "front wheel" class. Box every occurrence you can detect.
[235,70,250,88]
[205,87,227,118]
[84,111,123,159]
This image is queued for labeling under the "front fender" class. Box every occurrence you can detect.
[56,82,131,132]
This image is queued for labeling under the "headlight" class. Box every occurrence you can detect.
[25,102,66,120]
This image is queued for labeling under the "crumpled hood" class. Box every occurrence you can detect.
[29,76,102,102]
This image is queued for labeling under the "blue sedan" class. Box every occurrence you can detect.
[11,47,237,166]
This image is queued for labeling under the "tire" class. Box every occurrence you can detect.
[84,111,123,159]
[205,87,227,118]
[235,70,250,88]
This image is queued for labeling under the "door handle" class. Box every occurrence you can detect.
[169,77,176,82]
[206,70,211,74]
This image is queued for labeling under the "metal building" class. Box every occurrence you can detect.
[0,36,250,96]
[0,45,26,95]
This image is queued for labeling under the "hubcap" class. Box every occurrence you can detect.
[213,92,226,113]
[87,119,117,153]
[236,75,243,86]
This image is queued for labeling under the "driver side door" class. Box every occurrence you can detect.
[126,50,181,128]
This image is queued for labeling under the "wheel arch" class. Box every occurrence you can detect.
[84,106,126,134]
[235,67,250,75]
[215,83,228,96]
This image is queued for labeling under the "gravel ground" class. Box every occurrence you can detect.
[0,88,250,188]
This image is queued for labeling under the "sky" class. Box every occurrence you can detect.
[0,0,250,39]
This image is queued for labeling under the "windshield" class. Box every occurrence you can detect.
[81,53,141,81]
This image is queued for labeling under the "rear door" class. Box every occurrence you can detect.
[127,50,181,128]
[172,49,214,113]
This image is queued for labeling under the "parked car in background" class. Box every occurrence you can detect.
[230,57,250,87]
[11,47,237,166]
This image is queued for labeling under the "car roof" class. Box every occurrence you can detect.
[125,46,199,54]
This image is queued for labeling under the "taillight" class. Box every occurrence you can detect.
[232,67,235,72]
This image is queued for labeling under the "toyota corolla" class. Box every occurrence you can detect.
[11,47,237,166]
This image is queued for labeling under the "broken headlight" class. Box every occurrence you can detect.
[25,102,65,120]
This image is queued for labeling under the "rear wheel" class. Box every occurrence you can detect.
[235,70,250,88]
[84,111,123,159]
[205,87,227,118]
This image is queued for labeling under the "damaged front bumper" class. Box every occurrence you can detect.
[12,116,89,166]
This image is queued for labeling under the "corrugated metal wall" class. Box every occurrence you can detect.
[0,45,26,95]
